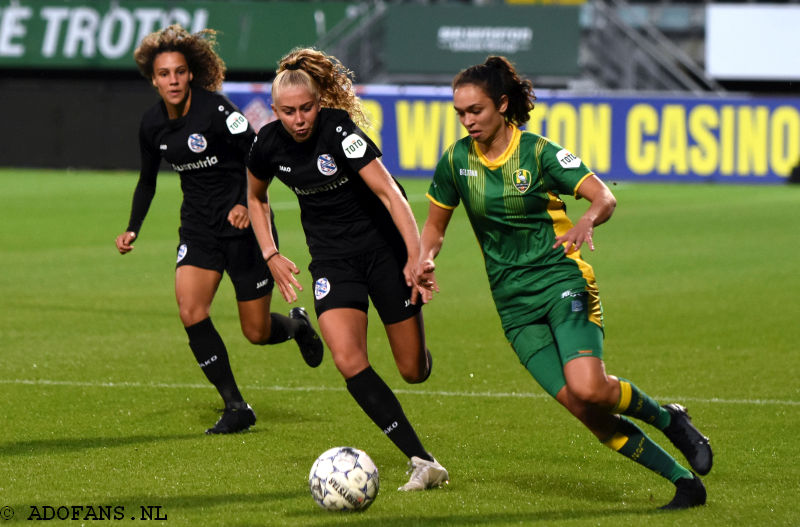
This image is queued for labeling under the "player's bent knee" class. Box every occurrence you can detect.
[567,382,615,407]
[240,321,270,344]
[396,357,427,384]
[243,329,269,345]
[400,371,424,384]
[179,308,210,328]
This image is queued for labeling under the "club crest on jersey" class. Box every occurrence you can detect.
[177,243,188,263]
[513,169,532,193]
[314,277,330,300]
[187,133,207,153]
[316,154,338,176]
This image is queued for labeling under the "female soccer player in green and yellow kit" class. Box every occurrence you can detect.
[415,56,712,510]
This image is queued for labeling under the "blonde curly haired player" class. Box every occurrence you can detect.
[247,47,449,491]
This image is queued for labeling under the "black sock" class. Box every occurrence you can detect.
[265,313,298,344]
[185,317,243,406]
[346,366,432,461]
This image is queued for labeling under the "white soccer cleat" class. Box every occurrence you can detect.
[397,455,449,491]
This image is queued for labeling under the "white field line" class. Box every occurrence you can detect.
[2,378,798,407]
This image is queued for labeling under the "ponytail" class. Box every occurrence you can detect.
[453,56,536,127]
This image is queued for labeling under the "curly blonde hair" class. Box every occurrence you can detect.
[134,24,226,92]
[273,47,368,128]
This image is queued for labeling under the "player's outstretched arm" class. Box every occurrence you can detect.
[553,174,617,254]
[247,169,302,303]
[357,159,422,287]
[415,202,454,304]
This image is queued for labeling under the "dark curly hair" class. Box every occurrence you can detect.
[452,56,536,127]
[273,47,368,128]
[134,24,226,92]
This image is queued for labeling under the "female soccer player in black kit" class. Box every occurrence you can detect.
[246,48,449,491]
[115,26,322,435]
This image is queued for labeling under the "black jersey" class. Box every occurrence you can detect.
[126,87,256,239]
[247,108,404,260]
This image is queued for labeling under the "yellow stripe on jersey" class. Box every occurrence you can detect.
[602,432,630,452]
[585,286,603,327]
[466,141,487,218]
[535,135,547,176]
[572,172,595,198]
[501,130,526,220]
[445,142,458,190]
[545,193,603,327]
[426,193,456,210]
[613,380,633,413]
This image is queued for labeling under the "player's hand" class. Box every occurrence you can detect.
[553,217,595,254]
[411,258,439,304]
[115,231,137,254]
[266,251,303,303]
[228,204,250,229]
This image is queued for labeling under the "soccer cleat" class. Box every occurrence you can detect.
[398,455,449,491]
[659,473,707,510]
[289,307,324,368]
[205,403,256,435]
[661,403,713,475]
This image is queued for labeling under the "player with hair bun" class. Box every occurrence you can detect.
[246,47,448,492]
[416,56,712,509]
[116,25,323,435]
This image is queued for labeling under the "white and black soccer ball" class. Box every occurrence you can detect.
[308,446,379,511]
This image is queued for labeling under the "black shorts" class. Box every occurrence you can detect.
[309,248,421,324]
[176,229,274,302]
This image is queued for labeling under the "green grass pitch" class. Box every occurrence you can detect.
[1,168,798,526]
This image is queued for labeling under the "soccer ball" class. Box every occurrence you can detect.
[308,446,380,511]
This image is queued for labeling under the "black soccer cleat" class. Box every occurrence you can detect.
[205,403,256,435]
[659,473,707,510]
[289,307,324,368]
[662,403,713,475]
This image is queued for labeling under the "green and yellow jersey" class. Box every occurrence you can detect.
[427,126,600,332]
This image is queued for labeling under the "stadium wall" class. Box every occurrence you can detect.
[0,77,156,170]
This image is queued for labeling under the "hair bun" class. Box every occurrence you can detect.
[484,56,506,69]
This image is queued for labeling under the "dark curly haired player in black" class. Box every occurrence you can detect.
[116,26,323,435]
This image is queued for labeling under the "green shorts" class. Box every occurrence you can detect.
[505,286,604,398]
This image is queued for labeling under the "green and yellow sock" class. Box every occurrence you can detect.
[612,377,670,429]
[602,417,692,483]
